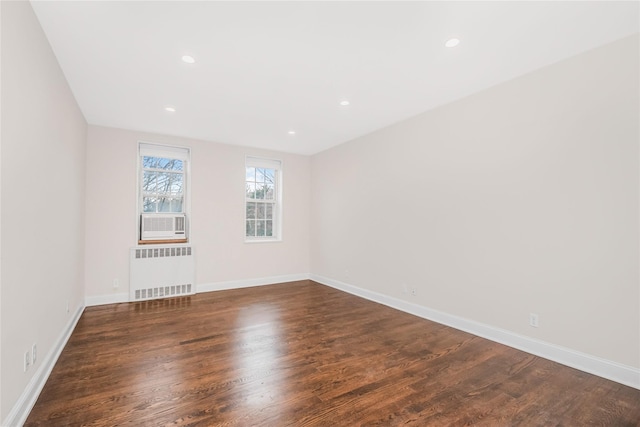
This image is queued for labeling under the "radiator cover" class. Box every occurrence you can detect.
[130,245,195,301]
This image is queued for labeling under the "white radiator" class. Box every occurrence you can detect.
[130,245,195,301]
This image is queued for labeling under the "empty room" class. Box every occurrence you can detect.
[1,1,639,426]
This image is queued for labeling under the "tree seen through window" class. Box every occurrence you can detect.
[142,156,184,213]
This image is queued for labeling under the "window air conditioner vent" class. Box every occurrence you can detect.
[140,214,187,241]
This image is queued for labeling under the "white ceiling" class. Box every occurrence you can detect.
[31,1,639,155]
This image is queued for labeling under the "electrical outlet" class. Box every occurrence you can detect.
[410,287,417,297]
[24,350,31,372]
[529,313,539,328]
[32,344,37,364]
[113,278,119,289]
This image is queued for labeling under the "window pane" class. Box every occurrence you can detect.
[170,173,183,195]
[157,198,171,212]
[143,156,159,169]
[264,184,274,200]
[266,220,273,236]
[246,202,256,219]
[142,171,157,193]
[143,197,157,213]
[264,169,275,184]
[265,203,273,219]
[246,167,256,182]
[156,157,171,169]
[170,198,183,213]
[246,182,256,199]
[143,156,183,171]
[256,168,266,183]
[156,158,183,171]
[156,171,171,193]
[257,203,266,219]
[255,184,267,200]
[246,220,255,236]
[256,220,266,236]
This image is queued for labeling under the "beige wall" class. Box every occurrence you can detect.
[311,35,639,368]
[1,1,87,421]
[84,126,311,299]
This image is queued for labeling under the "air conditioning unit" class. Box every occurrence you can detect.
[140,214,187,241]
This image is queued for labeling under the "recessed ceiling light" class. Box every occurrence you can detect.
[181,55,195,64]
[445,38,460,48]
[339,100,350,106]
[288,130,296,135]
[164,106,176,112]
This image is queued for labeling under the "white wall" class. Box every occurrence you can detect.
[1,1,87,422]
[84,125,310,301]
[311,35,639,369]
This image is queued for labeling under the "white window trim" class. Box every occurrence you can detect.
[245,156,283,243]
[137,141,191,243]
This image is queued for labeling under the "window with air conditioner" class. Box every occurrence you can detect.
[138,143,190,243]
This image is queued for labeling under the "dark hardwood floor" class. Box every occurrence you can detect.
[26,280,640,426]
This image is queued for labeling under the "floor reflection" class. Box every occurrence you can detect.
[233,303,285,409]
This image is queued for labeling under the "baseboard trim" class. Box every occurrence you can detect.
[84,275,313,307]
[2,303,85,427]
[85,292,129,307]
[73,274,640,393]
[197,273,310,293]
[310,274,640,390]
[11,274,635,427]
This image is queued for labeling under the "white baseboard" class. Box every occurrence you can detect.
[84,274,312,307]
[90,275,639,389]
[85,292,129,307]
[197,273,310,293]
[310,274,640,390]
[2,303,85,427]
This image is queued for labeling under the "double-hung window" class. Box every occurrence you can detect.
[245,157,282,241]
[138,142,190,242]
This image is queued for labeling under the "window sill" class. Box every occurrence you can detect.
[138,239,188,245]
[244,237,282,244]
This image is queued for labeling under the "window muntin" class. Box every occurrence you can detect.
[245,157,281,241]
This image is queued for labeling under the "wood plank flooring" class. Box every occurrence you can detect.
[26,280,640,426]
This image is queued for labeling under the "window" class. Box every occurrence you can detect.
[138,142,190,241]
[245,157,281,241]
[141,156,184,213]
